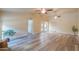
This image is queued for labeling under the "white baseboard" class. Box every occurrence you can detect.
[48,31,74,35]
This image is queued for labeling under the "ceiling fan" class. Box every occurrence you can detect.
[34,8,53,14]
[34,8,61,19]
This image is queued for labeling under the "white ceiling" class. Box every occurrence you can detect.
[1,8,34,12]
[0,8,78,15]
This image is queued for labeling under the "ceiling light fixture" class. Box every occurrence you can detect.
[54,16,58,19]
[41,8,47,14]
[35,8,53,14]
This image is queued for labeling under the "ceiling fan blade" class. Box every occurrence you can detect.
[47,9,53,11]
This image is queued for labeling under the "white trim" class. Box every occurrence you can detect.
[48,31,73,35]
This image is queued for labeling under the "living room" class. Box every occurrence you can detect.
[0,8,79,51]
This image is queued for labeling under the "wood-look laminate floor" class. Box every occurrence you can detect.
[7,32,79,51]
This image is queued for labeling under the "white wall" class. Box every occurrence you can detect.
[49,12,78,34]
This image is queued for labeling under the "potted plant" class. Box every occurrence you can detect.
[72,25,78,36]
[3,30,16,42]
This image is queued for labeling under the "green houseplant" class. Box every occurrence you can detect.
[3,30,16,41]
[72,25,78,36]
[3,30,16,37]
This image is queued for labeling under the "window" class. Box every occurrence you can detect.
[28,19,33,33]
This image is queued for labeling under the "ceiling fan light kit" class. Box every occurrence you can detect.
[41,8,47,14]
[34,8,61,18]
